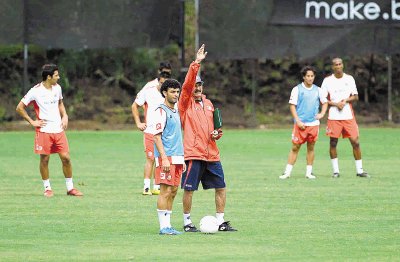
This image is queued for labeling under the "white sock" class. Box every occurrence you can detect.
[65,178,74,191]
[284,164,293,176]
[216,212,224,225]
[157,209,169,230]
[331,158,339,173]
[166,210,172,228]
[153,180,160,190]
[183,213,192,226]
[355,159,363,174]
[43,179,51,191]
[306,165,313,176]
[144,178,150,190]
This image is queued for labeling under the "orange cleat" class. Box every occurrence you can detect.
[67,188,83,196]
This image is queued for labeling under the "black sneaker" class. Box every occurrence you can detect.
[183,223,199,232]
[357,172,369,178]
[332,172,340,178]
[218,221,237,232]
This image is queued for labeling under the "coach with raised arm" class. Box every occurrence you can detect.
[178,44,237,233]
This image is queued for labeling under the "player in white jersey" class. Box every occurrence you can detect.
[321,58,368,178]
[280,66,327,180]
[131,62,172,195]
[16,64,83,197]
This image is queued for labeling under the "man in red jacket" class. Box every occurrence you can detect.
[178,44,236,232]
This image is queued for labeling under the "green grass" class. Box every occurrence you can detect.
[0,128,399,261]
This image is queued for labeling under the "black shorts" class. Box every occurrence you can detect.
[181,160,226,191]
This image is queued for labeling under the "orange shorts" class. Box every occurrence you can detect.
[292,125,319,144]
[143,132,155,159]
[155,157,183,187]
[326,119,359,138]
[34,131,69,155]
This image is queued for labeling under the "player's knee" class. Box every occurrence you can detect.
[40,156,50,165]
[291,144,301,153]
[307,143,315,151]
[330,139,338,148]
[60,156,71,166]
[351,140,360,149]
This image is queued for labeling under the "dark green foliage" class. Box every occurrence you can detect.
[0,45,399,125]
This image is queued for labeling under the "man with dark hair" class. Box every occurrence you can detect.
[152,79,185,235]
[16,64,83,197]
[280,66,328,179]
[178,44,236,232]
[322,58,368,178]
[132,62,172,195]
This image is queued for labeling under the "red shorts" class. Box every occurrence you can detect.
[155,157,183,187]
[143,133,155,160]
[292,125,319,144]
[326,119,359,138]
[34,131,69,155]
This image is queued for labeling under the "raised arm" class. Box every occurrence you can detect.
[178,44,208,112]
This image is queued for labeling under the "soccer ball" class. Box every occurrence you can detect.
[199,215,219,234]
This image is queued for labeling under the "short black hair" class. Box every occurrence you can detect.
[42,64,58,81]
[300,65,316,77]
[159,61,171,71]
[160,79,181,98]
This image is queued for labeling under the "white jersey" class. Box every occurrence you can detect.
[134,78,164,133]
[21,83,63,133]
[321,73,358,120]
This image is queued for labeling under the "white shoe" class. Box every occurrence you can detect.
[279,173,290,179]
[305,173,316,179]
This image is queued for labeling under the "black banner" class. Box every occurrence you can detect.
[271,0,398,26]
[199,0,400,60]
[0,0,180,49]
[0,0,23,45]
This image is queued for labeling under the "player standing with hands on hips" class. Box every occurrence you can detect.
[16,64,83,197]
[321,58,369,178]
[178,44,237,232]
[280,66,328,179]
[132,62,172,196]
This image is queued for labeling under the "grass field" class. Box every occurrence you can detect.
[1,128,399,261]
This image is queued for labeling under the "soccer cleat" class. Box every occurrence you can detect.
[332,172,340,178]
[44,190,54,198]
[169,227,183,235]
[218,221,237,232]
[142,188,152,195]
[67,188,83,196]
[159,227,182,235]
[305,173,316,179]
[357,172,370,178]
[279,173,290,179]
[183,223,200,232]
[151,189,160,195]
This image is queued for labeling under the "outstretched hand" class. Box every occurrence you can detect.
[195,44,207,64]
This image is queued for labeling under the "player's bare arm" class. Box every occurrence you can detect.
[59,100,69,130]
[131,102,147,131]
[343,94,359,104]
[290,104,305,130]
[315,102,328,120]
[154,133,170,172]
[194,44,207,64]
[16,101,46,128]
[328,99,345,110]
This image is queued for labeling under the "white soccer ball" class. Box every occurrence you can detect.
[199,215,219,234]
